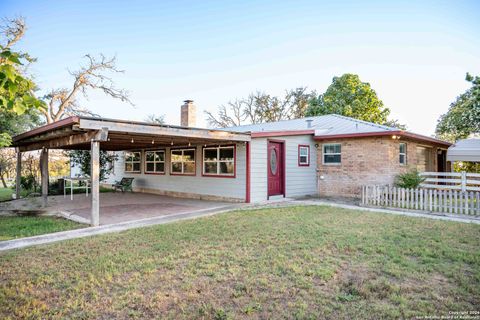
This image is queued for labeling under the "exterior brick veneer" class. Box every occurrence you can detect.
[316,136,448,198]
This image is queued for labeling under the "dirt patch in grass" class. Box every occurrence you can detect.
[0,206,479,319]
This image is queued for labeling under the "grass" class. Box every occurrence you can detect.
[0,216,84,241]
[0,188,13,202]
[0,206,479,319]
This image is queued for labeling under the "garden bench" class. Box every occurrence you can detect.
[113,177,134,193]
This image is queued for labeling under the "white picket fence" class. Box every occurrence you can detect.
[362,185,480,216]
[420,171,480,192]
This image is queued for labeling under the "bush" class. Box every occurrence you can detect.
[20,174,37,191]
[394,170,425,189]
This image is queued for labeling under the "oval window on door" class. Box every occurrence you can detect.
[270,149,278,175]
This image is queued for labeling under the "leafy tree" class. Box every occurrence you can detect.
[69,150,118,182]
[306,74,405,129]
[205,88,316,128]
[0,17,45,146]
[436,73,480,142]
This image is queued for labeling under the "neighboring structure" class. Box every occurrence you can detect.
[11,100,451,225]
[447,138,480,163]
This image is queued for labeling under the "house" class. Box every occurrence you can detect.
[75,100,450,201]
[11,100,451,224]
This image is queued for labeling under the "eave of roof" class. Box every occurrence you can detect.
[12,116,80,142]
[314,130,452,147]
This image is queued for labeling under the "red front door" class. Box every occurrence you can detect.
[268,141,284,197]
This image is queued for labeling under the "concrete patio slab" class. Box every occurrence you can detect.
[0,192,234,225]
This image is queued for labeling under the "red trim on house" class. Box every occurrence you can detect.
[251,130,315,138]
[267,139,286,199]
[245,141,250,203]
[13,116,80,142]
[169,147,197,176]
[298,144,310,167]
[144,149,166,175]
[201,144,237,178]
[314,130,451,147]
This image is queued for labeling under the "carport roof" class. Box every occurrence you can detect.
[12,116,251,152]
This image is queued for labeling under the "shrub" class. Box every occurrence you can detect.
[20,174,38,191]
[394,170,425,189]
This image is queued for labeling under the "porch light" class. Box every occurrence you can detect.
[171,141,174,145]
[131,138,134,143]
[188,142,191,147]
[152,140,155,144]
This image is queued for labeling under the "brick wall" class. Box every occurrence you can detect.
[316,136,445,198]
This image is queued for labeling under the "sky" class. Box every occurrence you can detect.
[2,0,480,135]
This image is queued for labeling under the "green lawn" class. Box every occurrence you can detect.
[0,206,479,319]
[0,188,13,202]
[0,216,84,241]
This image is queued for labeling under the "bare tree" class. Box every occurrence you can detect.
[144,114,165,124]
[205,87,316,128]
[0,17,26,49]
[41,54,133,123]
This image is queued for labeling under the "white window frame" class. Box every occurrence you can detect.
[323,143,341,165]
[202,145,235,177]
[399,143,407,165]
[124,151,141,173]
[170,148,196,175]
[298,145,310,166]
[145,150,165,174]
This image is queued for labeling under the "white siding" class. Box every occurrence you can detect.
[250,135,317,202]
[109,143,247,201]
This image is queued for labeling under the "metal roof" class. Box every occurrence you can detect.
[447,138,480,162]
[223,114,398,135]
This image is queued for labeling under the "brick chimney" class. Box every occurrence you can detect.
[181,100,196,127]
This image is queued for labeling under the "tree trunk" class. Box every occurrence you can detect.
[0,174,7,188]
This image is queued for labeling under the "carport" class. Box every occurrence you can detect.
[11,116,250,226]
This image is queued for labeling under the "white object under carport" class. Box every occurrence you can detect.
[447,138,480,162]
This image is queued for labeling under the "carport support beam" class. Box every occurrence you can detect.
[15,150,21,199]
[40,148,49,207]
[90,140,100,226]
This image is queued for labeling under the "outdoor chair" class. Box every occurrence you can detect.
[113,177,134,193]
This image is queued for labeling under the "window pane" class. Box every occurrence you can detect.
[300,155,308,164]
[324,144,340,154]
[146,163,155,172]
[133,152,140,162]
[300,147,308,156]
[399,154,406,164]
[219,148,234,161]
[184,162,195,174]
[125,163,133,172]
[171,150,183,162]
[155,163,164,172]
[146,152,154,162]
[324,154,341,163]
[204,162,217,174]
[157,151,165,162]
[171,162,182,173]
[133,163,141,172]
[204,149,217,161]
[183,149,195,161]
[220,162,234,174]
[399,143,406,154]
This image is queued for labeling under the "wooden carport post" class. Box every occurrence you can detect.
[15,149,21,199]
[40,148,49,207]
[90,140,100,226]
